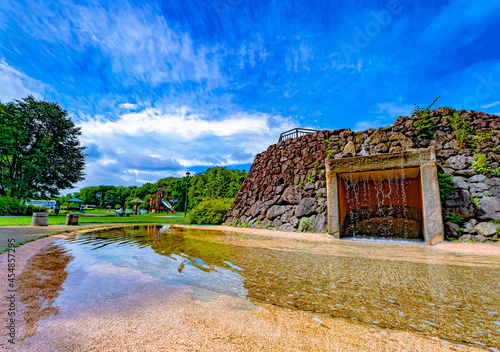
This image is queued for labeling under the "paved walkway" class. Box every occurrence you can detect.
[0,224,117,251]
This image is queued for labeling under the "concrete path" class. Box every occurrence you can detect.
[0,224,117,251]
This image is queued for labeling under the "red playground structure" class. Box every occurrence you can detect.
[150,187,178,214]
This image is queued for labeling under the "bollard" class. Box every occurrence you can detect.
[66,213,79,225]
[31,212,49,226]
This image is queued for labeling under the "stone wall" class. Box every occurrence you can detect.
[224,108,500,241]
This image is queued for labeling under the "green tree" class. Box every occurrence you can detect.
[0,96,86,198]
[187,167,247,208]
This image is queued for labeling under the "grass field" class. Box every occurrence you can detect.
[0,211,187,226]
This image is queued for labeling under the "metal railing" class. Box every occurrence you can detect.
[278,128,319,142]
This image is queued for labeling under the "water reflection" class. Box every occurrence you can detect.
[17,243,73,341]
[52,225,500,349]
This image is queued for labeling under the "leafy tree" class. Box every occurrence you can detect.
[187,168,247,208]
[0,96,85,198]
[103,189,124,208]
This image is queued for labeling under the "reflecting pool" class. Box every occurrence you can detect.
[18,225,500,350]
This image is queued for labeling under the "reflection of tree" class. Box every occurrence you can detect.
[17,243,74,341]
[98,226,234,274]
[177,261,186,274]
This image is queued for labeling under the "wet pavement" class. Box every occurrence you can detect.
[0,225,115,251]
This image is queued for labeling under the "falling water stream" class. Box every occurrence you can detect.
[342,170,422,240]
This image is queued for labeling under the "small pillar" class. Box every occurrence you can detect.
[325,163,340,239]
[31,212,49,226]
[66,213,79,225]
[420,162,445,245]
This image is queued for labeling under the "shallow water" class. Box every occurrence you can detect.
[23,225,500,349]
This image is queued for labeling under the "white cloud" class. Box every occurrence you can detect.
[73,106,295,188]
[118,103,138,109]
[376,102,413,118]
[79,107,287,142]
[330,59,364,72]
[353,120,383,132]
[0,60,49,102]
[481,101,500,109]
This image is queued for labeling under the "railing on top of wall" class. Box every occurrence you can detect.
[278,128,319,142]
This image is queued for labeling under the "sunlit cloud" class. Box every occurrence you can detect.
[0,60,48,102]
[118,103,138,109]
[481,101,500,109]
[376,102,413,119]
[353,120,384,132]
[75,106,295,187]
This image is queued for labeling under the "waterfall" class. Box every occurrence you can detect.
[341,164,422,239]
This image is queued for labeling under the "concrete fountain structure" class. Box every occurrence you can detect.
[325,147,444,245]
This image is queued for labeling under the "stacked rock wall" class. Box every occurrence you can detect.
[224,108,500,241]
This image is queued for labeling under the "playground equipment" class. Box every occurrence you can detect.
[150,186,178,214]
[161,199,176,213]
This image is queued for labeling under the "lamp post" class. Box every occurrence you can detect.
[184,172,190,217]
[96,191,103,212]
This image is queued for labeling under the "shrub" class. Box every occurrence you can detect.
[412,96,440,138]
[0,196,45,215]
[437,172,454,201]
[187,198,234,225]
[446,214,463,225]
[472,153,491,175]
[300,217,311,230]
[471,130,497,150]
[326,149,333,159]
[470,195,480,207]
[446,112,471,147]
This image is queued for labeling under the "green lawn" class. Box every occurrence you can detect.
[0,211,187,226]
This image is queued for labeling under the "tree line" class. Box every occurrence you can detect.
[64,167,247,212]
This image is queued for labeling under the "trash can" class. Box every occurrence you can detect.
[31,212,49,226]
[66,213,79,225]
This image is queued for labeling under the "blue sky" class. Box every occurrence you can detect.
[1,0,499,192]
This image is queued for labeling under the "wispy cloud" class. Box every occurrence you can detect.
[481,101,500,109]
[376,102,413,119]
[0,60,49,102]
[118,103,138,110]
[1,1,224,88]
[353,120,384,132]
